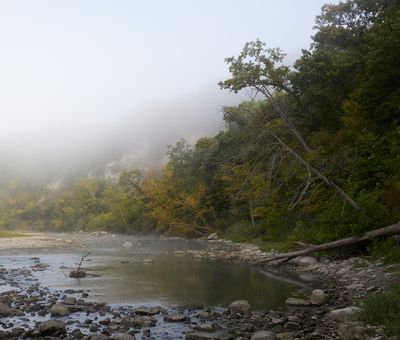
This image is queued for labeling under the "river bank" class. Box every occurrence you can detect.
[193,235,400,339]
[0,232,398,339]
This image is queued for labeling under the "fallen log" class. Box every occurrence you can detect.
[258,221,400,264]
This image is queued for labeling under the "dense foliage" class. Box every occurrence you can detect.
[0,0,399,247]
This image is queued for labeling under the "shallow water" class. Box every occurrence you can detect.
[0,234,308,311]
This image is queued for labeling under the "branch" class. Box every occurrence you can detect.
[257,221,400,264]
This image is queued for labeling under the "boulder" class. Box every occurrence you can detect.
[0,302,12,316]
[38,320,66,336]
[310,289,327,305]
[207,232,218,240]
[227,300,251,315]
[50,303,69,316]
[251,331,277,340]
[327,307,361,322]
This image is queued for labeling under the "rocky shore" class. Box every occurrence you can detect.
[0,234,76,251]
[0,232,398,339]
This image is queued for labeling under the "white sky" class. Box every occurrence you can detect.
[0,0,337,171]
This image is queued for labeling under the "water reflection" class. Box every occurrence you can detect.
[0,236,303,311]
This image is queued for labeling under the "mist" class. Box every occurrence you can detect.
[0,0,336,182]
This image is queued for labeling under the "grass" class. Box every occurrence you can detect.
[371,238,400,264]
[360,285,400,336]
[0,230,30,238]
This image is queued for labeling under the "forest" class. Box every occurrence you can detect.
[1,0,399,256]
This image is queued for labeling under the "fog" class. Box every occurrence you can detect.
[0,0,336,181]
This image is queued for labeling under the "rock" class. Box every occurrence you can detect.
[310,289,327,305]
[292,256,318,266]
[88,335,109,340]
[227,300,251,315]
[142,259,153,264]
[63,296,77,305]
[123,241,133,248]
[207,232,218,240]
[186,332,220,340]
[134,306,161,316]
[174,250,185,255]
[338,322,369,340]
[132,316,157,327]
[251,331,277,340]
[111,333,136,340]
[284,322,300,331]
[276,333,294,340]
[99,318,111,325]
[196,322,217,332]
[50,303,70,316]
[38,320,66,336]
[285,297,310,306]
[0,302,12,316]
[164,313,186,322]
[327,307,361,322]
[69,270,86,278]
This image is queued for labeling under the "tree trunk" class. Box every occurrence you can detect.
[249,200,255,228]
[258,221,400,263]
[269,131,368,218]
[255,86,312,153]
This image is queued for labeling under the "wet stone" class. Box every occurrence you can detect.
[50,303,70,316]
[134,306,162,316]
[164,313,187,322]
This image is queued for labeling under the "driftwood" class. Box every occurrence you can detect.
[258,221,400,264]
[69,252,91,278]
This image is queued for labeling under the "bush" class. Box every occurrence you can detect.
[360,285,400,336]
[370,237,400,264]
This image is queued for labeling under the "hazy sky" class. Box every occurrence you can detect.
[0,0,337,174]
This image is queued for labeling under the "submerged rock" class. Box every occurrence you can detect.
[123,241,133,248]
